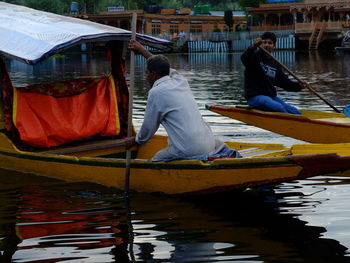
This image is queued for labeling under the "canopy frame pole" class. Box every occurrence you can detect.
[124,12,137,196]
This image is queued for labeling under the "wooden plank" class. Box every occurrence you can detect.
[240,149,285,158]
[38,138,126,155]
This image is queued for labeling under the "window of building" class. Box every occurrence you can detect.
[169,25,179,34]
[190,24,202,33]
[151,24,161,34]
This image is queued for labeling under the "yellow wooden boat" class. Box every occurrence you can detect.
[207,104,350,143]
[1,133,350,195]
[1,3,350,195]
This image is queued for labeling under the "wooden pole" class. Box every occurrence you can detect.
[259,46,341,113]
[125,12,137,196]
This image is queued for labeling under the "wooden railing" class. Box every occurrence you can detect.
[251,25,293,31]
[295,22,315,31]
[325,20,346,30]
[303,0,343,3]
[150,30,294,42]
[296,20,349,32]
[308,21,326,49]
[258,3,295,8]
[344,20,350,28]
[308,23,317,47]
[317,21,326,43]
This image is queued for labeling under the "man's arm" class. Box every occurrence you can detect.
[123,40,153,149]
[241,38,262,66]
[128,40,153,59]
[275,66,305,92]
[299,80,310,90]
[135,92,162,145]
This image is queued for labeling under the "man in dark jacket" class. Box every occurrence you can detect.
[241,32,309,114]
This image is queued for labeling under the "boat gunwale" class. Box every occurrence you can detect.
[207,104,350,128]
[0,148,298,170]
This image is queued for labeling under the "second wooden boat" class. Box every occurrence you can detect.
[206,104,350,143]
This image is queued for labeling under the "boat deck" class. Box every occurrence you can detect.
[36,138,288,160]
[314,118,350,124]
[37,138,126,155]
[238,148,288,158]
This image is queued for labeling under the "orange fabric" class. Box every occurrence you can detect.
[13,75,120,148]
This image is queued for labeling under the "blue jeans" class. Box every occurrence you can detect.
[248,95,301,115]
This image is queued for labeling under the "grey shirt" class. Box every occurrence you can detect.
[135,69,223,158]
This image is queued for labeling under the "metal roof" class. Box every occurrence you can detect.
[0,2,171,65]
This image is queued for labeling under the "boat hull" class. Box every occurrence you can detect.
[1,133,350,195]
[207,104,350,143]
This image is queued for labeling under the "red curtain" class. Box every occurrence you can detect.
[13,75,120,148]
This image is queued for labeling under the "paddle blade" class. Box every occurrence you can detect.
[342,104,350,117]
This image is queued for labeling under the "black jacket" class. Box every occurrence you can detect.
[241,46,301,100]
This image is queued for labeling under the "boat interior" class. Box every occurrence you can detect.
[220,106,350,124]
[31,134,290,161]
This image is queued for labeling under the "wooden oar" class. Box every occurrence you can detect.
[124,12,137,196]
[259,46,341,113]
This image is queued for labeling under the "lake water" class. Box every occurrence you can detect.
[2,51,350,262]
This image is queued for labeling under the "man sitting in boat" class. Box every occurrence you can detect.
[125,40,239,161]
[241,31,309,114]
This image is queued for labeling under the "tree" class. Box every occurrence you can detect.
[134,0,155,11]
[79,0,96,14]
[224,9,234,30]
[18,0,64,13]
[2,0,22,3]
[238,0,266,9]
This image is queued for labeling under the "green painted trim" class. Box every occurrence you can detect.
[0,150,295,170]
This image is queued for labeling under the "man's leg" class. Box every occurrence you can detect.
[248,95,288,113]
[151,147,177,162]
[273,96,301,115]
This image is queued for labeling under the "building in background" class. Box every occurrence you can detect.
[70,7,246,41]
[247,0,350,49]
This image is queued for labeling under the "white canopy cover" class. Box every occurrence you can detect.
[0,2,170,64]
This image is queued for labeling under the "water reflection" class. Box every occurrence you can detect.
[2,51,350,262]
[7,50,350,115]
[0,170,349,262]
[0,172,130,262]
[6,52,111,87]
[296,51,350,108]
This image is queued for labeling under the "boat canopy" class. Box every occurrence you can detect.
[0,2,171,65]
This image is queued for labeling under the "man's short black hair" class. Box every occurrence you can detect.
[147,55,170,77]
[261,31,276,45]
